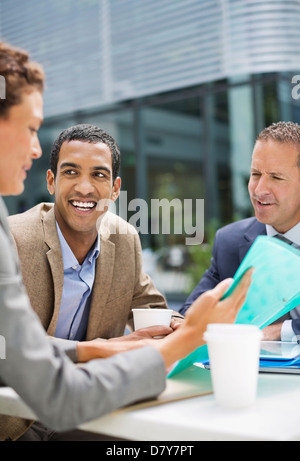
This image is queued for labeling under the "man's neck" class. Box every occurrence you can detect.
[65,233,98,265]
[56,226,97,266]
[266,221,300,247]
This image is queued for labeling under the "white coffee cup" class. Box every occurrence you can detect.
[132,308,172,331]
[204,324,262,409]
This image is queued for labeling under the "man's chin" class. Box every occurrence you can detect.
[253,205,276,224]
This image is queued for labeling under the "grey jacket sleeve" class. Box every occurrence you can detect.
[48,336,79,362]
[0,211,166,432]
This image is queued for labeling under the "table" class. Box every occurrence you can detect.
[1,369,300,441]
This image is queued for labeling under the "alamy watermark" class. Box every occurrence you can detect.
[292,75,300,100]
[96,192,204,245]
[0,75,6,100]
[0,335,6,359]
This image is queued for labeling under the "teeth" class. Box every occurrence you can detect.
[258,201,271,205]
[71,201,95,209]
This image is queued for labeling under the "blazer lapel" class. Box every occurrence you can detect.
[239,218,266,263]
[86,233,115,340]
[42,207,64,336]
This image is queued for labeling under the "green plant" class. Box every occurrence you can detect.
[186,225,217,292]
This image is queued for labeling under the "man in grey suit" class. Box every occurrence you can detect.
[0,41,252,441]
[180,121,300,342]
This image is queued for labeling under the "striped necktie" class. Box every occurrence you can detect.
[274,234,300,251]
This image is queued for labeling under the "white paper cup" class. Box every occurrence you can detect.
[204,324,262,409]
[132,309,172,331]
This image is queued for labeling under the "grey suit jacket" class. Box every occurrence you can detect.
[0,197,166,441]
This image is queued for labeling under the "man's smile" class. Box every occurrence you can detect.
[69,199,97,213]
[255,200,276,207]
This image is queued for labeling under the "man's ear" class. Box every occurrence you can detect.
[111,177,121,202]
[46,169,55,195]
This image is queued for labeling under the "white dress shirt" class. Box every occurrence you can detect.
[266,222,300,341]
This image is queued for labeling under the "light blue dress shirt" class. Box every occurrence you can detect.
[54,223,100,341]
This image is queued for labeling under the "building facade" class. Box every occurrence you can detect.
[1,0,300,299]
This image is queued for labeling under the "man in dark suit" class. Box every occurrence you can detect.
[180,121,300,341]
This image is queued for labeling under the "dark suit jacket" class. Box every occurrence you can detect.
[180,217,300,339]
[180,217,266,314]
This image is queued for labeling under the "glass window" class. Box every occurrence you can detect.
[139,97,204,301]
[204,90,233,224]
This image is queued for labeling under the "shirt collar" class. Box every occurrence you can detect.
[266,221,300,247]
[56,222,100,270]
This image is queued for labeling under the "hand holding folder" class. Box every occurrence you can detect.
[168,236,300,377]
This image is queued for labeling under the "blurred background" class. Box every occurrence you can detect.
[1,0,300,308]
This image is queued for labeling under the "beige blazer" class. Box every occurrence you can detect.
[8,203,168,341]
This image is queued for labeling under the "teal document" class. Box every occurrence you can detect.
[168,236,300,377]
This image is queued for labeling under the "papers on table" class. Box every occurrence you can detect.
[259,340,300,372]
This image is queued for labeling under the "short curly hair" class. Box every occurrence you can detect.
[257,122,300,168]
[0,41,45,118]
[50,124,121,182]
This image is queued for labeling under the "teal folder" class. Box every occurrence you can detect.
[168,236,300,377]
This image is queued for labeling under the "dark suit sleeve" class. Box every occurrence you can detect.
[179,220,248,315]
[179,231,221,315]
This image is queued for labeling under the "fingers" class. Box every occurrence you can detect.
[228,267,254,306]
[209,267,254,305]
[170,318,184,330]
[137,325,173,338]
[209,277,234,300]
[185,268,254,327]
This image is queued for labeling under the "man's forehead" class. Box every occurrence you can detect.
[61,139,110,151]
[59,140,112,161]
[252,140,299,166]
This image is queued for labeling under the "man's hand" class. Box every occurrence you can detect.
[170,317,184,330]
[262,323,282,341]
[76,326,174,362]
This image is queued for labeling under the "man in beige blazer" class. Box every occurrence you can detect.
[6,123,175,441]
[8,202,169,341]
[8,124,174,348]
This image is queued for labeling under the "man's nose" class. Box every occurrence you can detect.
[74,176,95,194]
[254,175,270,196]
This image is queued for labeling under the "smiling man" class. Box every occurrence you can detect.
[8,124,172,344]
[249,136,300,233]
[180,121,300,342]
